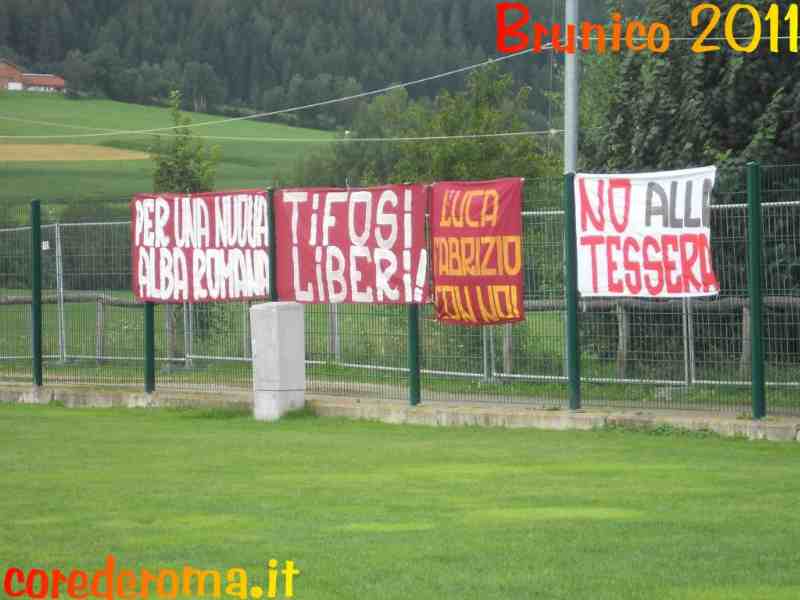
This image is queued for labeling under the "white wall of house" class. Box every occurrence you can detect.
[25,85,60,92]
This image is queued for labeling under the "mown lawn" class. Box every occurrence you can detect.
[0,92,333,220]
[1,404,799,599]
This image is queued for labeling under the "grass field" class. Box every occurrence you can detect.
[0,92,333,218]
[2,404,800,599]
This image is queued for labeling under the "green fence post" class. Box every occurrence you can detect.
[564,173,581,410]
[408,304,421,406]
[267,188,279,302]
[747,162,766,419]
[144,302,155,394]
[30,200,43,387]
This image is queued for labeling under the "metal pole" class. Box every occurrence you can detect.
[328,304,341,362]
[267,188,278,302]
[408,304,421,406]
[186,302,194,366]
[564,0,580,174]
[243,302,251,360]
[564,173,581,410]
[489,327,496,380]
[164,304,173,369]
[682,298,691,386]
[685,298,697,384]
[31,200,43,387]
[183,302,192,367]
[144,302,155,394]
[503,324,514,374]
[564,0,580,377]
[747,162,766,419]
[482,327,491,382]
[54,223,67,363]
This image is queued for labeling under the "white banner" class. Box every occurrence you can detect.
[575,167,720,298]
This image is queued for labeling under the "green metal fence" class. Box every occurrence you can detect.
[2,164,799,416]
[0,204,33,384]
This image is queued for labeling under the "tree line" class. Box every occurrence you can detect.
[0,0,616,129]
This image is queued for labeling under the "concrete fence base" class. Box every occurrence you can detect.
[309,397,800,443]
[1,385,799,443]
[0,385,251,410]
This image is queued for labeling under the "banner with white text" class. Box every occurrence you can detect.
[274,185,429,304]
[575,167,720,298]
[431,178,525,325]
[131,190,271,303]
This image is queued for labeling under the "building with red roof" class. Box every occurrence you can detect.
[0,59,24,90]
[21,73,66,92]
[0,59,66,93]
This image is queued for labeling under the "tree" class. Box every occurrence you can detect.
[150,90,220,194]
[63,49,95,96]
[86,42,122,98]
[149,90,222,354]
[181,61,224,113]
[292,65,557,188]
[0,3,10,49]
[0,0,573,130]
[137,62,168,102]
[0,45,22,67]
[584,0,800,170]
[581,0,800,372]
[395,66,558,183]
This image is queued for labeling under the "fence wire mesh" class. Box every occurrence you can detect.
[575,166,751,412]
[421,206,567,406]
[760,165,800,415]
[1,166,799,415]
[0,216,32,383]
[307,304,408,400]
[37,222,143,386]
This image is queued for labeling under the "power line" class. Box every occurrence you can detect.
[0,115,116,132]
[174,130,564,143]
[0,112,562,143]
[0,33,794,141]
[0,113,561,143]
[0,46,544,140]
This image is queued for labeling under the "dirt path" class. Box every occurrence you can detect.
[0,144,149,161]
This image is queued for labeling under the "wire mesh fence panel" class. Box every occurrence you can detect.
[580,300,731,411]
[0,223,33,383]
[421,208,568,406]
[760,166,800,415]
[41,222,144,386]
[40,224,61,369]
[523,176,563,212]
[157,301,253,391]
[578,167,752,412]
[420,307,490,402]
[306,304,408,401]
[1,166,799,415]
[688,201,751,412]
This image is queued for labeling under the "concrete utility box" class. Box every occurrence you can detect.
[250,302,305,421]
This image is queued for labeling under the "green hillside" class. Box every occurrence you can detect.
[0,93,333,223]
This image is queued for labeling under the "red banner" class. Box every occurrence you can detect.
[131,190,271,304]
[431,178,525,325]
[274,185,429,304]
